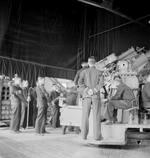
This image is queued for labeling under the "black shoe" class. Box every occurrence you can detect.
[94,136,103,141]
[41,133,45,136]
[101,120,113,125]
[44,131,50,134]
[82,137,87,140]
[101,119,106,122]
[13,130,21,134]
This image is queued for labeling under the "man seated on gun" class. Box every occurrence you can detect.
[103,75,136,124]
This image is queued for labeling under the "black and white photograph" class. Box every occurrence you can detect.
[0,0,150,158]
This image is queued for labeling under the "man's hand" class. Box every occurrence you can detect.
[27,96,31,102]
[94,88,99,93]
[87,89,94,96]
[47,102,50,107]
[51,101,55,106]
[102,98,108,103]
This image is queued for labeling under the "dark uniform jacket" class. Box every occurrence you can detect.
[78,66,104,98]
[111,83,135,106]
[49,91,60,107]
[22,87,28,106]
[74,67,87,86]
[36,85,48,108]
[10,85,27,105]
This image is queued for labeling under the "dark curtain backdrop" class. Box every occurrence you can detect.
[0,0,81,83]
[0,56,75,87]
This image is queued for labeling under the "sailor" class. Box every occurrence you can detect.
[78,56,104,140]
[103,76,136,124]
[35,77,49,135]
[9,76,27,133]
[20,80,29,129]
[49,84,61,128]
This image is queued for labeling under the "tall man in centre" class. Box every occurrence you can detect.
[78,56,104,140]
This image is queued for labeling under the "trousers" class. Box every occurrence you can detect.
[20,103,27,128]
[82,96,101,140]
[35,105,47,134]
[104,100,131,121]
[10,102,21,132]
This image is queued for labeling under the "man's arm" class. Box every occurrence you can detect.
[17,90,28,104]
[78,70,87,92]
[38,85,49,100]
[74,71,80,86]
[94,71,104,93]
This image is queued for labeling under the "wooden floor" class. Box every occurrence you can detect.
[0,126,150,158]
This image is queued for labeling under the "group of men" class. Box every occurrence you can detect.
[9,75,61,135]
[74,56,137,141]
[8,57,150,140]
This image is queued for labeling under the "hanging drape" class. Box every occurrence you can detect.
[0,0,82,80]
[0,56,76,87]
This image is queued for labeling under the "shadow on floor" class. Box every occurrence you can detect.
[83,143,149,150]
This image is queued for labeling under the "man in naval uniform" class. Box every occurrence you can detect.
[9,76,27,133]
[103,76,136,124]
[35,77,49,135]
[78,56,104,140]
[20,80,29,129]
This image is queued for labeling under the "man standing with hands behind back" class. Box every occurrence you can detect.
[78,56,104,140]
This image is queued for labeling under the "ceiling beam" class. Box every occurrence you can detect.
[89,14,150,38]
[77,0,149,29]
